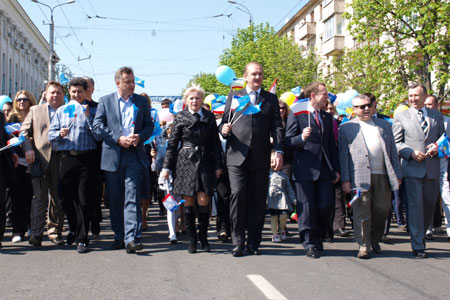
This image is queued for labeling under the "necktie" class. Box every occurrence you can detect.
[193,112,200,122]
[314,110,321,129]
[418,109,428,133]
[251,91,258,105]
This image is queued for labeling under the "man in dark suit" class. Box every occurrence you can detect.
[392,83,444,258]
[285,82,340,259]
[0,111,18,248]
[93,67,153,253]
[220,62,284,257]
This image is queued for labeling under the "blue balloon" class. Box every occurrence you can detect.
[215,65,236,86]
[336,107,346,115]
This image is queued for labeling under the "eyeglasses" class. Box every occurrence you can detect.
[353,103,372,110]
[280,107,286,110]
[16,97,30,102]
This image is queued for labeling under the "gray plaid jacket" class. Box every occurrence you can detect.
[339,117,402,192]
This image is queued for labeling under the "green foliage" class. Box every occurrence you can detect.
[55,63,74,99]
[346,0,450,105]
[187,23,320,97]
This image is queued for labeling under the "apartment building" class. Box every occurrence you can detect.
[0,0,49,99]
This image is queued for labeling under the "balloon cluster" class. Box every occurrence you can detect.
[215,65,246,91]
[335,89,360,116]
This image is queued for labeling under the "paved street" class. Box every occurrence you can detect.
[1,206,449,300]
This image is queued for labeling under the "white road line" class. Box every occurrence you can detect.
[247,274,288,300]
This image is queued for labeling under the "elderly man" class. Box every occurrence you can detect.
[393,84,444,258]
[93,67,153,254]
[285,82,340,259]
[339,95,402,258]
[22,81,66,247]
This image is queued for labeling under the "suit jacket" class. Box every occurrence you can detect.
[392,107,444,179]
[338,117,402,192]
[93,93,153,172]
[21,103,56,172]
[219,89,283,167]
[285,109,339,181]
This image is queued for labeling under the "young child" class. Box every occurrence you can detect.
[267,152,296,242]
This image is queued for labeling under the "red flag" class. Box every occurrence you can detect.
[290,98,309,116]
[269,79,277,94]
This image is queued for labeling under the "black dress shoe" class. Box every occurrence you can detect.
[425,233,433,240]
[77,243,89,254]
[29,236,42,247]
[306,247,320,259]
[334,228,350,237]
[111,240,125,250]
[413,250,428,258]
[188,242,197,254]
[247,246,261,255]
[201,241,211,252]
[232,245,243,257]
[372,243,382,254]
[126,241,143,253]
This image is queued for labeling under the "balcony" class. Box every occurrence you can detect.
[322,35,345,56]
[298,22,316,40]
[323,0,345,20]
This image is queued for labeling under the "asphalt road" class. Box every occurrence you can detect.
[1,206,449,300]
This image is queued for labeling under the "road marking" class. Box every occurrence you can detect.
[247,274,288,300]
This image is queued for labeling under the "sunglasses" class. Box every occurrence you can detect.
[280,106,286,110]
[353,103,372,110]
[16,97,30,102]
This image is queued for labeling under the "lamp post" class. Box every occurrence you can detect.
[31,0,75,81]
[228,1,253,26]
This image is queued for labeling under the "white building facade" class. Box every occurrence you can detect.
[0,0,49,100]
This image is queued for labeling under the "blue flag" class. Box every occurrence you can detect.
[64,104,76,118]
[235,95,250,112]
[59,73,69,85]
[243,103,261,115]
[328,93,337,103]
[436,133,450,158]
[135,77,145,88]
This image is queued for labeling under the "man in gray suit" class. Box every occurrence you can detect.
[393,83,444,258]
[93,67,153,253]
[339,95,402,259]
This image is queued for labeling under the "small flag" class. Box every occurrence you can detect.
[383,116,393,124]
[135,77,145,88]
[231,78,246,91]
[150,108,158,123]
[162,193,186,212]
[328,93,337,103]
[64,101,86,129]
[4,123,21,135]
[269,79,277,94]
[145,121,162,144]
[59,73,69,85]
[243,103,261,115]
[171,99,184,114]
[347,189,362,208]
[0,133,25,151]
[235,95,251,112]
[211,95,226,114]
[436,133,450,158]
[291,86,301,97]
[231,95,250,111]
[290,98,309,115]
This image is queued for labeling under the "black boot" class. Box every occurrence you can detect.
[197,205,210,252]
[184,206,197,253]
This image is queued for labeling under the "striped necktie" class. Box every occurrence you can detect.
[418,109,428,134]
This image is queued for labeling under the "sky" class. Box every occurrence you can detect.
[18,0,307,100]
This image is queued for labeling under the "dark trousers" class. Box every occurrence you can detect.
[294,162,335,249]
[228,154,269,248]
[10,165,33,235]
[0,176,6,241]
[87,147,103,235]
[216,169,231,235]
[58,151,96,244]
[394,183,407,226]
[333,185,346,231]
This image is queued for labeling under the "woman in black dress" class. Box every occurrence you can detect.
[162,85,223,253]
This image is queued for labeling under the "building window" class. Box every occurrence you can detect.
[15,64,18,93]
[2,53,5,95]
[324,14,344,40]
[324,17,335,40]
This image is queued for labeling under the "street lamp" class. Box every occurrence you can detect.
[31,0,75,81]
[228,1,253,26]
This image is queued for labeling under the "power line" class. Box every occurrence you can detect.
[274,0,309,30]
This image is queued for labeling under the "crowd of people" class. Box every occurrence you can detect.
[0,62,449,259]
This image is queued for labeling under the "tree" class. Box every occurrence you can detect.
[188,23,321,96]
[346,0,450,103]
[55,63,74,99]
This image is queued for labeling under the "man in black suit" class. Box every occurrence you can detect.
[220,62,284,257]
[0,111,18,248]
[285,82,340,258]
